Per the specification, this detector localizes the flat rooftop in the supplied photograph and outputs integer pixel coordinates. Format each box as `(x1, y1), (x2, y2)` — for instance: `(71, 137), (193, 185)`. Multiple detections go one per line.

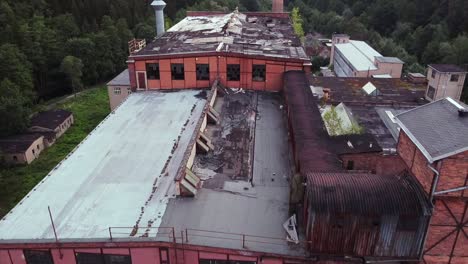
(0, 91), (207, 240)
(335, 40), (381, 72)
(132, 11), (309, 61)
(160, 92), (303, 255)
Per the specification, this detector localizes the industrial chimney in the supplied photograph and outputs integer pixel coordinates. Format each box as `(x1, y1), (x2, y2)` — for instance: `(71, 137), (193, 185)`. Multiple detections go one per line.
(151, 0), (166, 37)
(272, 0), (284, 12)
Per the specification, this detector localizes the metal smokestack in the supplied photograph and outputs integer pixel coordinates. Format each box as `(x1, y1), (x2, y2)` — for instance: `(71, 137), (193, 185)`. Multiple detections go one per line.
(272, 0), (284, 12)
(151, 0), (166, 37)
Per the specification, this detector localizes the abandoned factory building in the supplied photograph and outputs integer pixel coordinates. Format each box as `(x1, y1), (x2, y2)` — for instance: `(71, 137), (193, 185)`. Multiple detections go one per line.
(1, 1), (467, 264)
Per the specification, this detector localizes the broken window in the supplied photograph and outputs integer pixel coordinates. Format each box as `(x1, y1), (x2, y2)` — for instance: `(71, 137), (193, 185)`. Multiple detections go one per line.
(252, 64), (266, 82)
(227, 64), (240, 81)
(24, 250), (54, 264)
(431, 70), (436, 79)
(104, 255), (131, 264)
(196, 64), (210, 81)
(76, 253), (131, 264)
(450, 74), (459, 82)
(427, 85), (436, 100)
(346, 160), (354, 170)
(171, 63), (185, 80)
(146, 63), (160, 80)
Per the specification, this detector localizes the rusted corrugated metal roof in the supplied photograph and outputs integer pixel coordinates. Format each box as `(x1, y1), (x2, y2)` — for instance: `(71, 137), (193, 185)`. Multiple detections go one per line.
(284, 71), (343, 172)
(306, 172), (430, 215)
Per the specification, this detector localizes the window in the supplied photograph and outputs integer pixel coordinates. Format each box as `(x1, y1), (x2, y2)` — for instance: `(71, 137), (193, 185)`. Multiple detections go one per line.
(427, 85), (436, 100)
(171, 63), (185, 80)
(76, 253), (131, 264)
(146, 63), (160, 80)
(450, 74), (459, 82)
(196, 64), (210, 81)
(127, 87), (132, 95)
(252, 65), (266, 82)
(13, 156), (17, 161)
(24, 250), (54, 264)
(32, 149), (35, 154)
(37, 145), (40, 150)
(227, 64), (240, 81)
(346, 160), (354, 170)
(431, 69), (436, 79)
(113, 87), (121, 95)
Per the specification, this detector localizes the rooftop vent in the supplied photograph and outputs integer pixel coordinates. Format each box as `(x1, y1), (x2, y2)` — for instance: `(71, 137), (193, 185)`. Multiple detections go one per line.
(151, 0), (166, 37)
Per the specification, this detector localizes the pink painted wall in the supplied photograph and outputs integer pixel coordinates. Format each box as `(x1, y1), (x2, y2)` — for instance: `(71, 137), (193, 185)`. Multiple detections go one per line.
(0, 246), (284, 264)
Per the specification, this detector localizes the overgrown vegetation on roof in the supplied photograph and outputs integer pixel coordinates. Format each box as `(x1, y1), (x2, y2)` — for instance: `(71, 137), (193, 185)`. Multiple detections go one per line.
(0, 86), (109, 217)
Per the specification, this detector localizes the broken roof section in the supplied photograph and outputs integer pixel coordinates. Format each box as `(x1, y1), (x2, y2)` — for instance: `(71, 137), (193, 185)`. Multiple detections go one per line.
(0, 91), (207, 241)
(396, 97), (468, 163)
(132, 11), (309, 61)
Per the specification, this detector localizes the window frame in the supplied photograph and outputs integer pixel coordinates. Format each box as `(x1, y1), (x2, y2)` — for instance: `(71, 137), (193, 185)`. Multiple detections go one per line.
(227, 64), (241, 81)
(450, 74), (459, 82)
(431, 70), (436, 79)
(252, 64), (266, 82)
(75, 252), (132, 264)
(24, 250), (54, 264)
(146, 63), (160, 80)
(171, 63), (185, 80)
(127, 87), (132, 95)
(427, 85), (436, 100)
(113, 87), (121, 95)
(196, 64), (210, 81)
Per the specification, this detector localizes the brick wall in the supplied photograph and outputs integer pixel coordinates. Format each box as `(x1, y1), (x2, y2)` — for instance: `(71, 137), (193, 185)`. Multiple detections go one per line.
(340, 152), (406, 176)
(397, 130), (468, 264)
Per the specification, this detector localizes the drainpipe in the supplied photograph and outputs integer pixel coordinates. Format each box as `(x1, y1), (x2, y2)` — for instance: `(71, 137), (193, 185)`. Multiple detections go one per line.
(428, 162), (440, 203)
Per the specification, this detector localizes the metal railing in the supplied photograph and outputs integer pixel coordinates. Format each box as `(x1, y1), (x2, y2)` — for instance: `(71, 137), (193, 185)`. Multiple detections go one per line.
(108, 227), (175, 243)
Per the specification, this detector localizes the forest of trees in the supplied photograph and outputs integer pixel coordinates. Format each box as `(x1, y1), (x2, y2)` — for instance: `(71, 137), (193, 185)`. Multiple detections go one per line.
(0, 0), (467, 136)
(291, 0), (468, 75)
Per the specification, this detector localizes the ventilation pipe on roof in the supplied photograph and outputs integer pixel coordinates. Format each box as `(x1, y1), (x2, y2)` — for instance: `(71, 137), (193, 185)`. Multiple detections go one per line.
(151, 0), (166, 37)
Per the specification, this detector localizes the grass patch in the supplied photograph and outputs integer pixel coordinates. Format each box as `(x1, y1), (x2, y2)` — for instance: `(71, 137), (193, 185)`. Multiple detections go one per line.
(0, 86), (110, 217)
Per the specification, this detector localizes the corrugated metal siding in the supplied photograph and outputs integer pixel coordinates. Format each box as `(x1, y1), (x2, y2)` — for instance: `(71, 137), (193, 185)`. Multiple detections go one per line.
(305, 172), (431, 258)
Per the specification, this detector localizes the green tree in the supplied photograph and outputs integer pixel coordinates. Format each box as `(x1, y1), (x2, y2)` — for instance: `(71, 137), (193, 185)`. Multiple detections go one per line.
(291, 7), (304, 41)
(60, 55), (83, 96)
(0, 79), (33, 136)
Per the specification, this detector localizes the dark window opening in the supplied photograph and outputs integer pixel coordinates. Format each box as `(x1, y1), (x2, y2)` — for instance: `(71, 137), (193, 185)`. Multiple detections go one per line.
(196, 64), (210, 81)
(76, 253), (104, 264)
(346, 160), (354, 170)
(227, 64), (240, 81)
(427, 85), (436, 100)
(450, 74), (459, 82)
(146, 63), (160, 80)
(32, 149), (35, 154)
(431, 70), (436, 79)
(200, 260), (255, 264)
(37, 145), (40, 150)
(13, 156), (18, 161)
(24, 250), (54, 264)
(252, 65), (266, 82)
(76, 253), (131, 264)
(171, 63), (185, 80)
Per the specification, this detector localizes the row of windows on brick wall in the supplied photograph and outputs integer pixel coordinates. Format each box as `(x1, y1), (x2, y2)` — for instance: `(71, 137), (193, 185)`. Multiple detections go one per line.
(145, 63), (266, 82)
(113, 87), (132, 95)
(22, 249), (170, 264)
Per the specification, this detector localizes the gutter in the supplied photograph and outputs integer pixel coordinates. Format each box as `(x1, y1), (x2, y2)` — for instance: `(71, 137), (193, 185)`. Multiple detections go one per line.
(428, 163), (440, 203)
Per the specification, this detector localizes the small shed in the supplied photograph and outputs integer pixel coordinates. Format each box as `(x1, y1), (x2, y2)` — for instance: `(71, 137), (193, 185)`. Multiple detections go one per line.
(29, 109), (74, 142)
(0, 134), (45, 164)
(304, 172), (431, 259)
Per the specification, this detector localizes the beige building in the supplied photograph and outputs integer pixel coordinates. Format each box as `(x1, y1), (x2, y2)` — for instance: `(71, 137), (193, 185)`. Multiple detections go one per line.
(0, 134), (45, 164)
(426, 64), (467, 101)
(29, 109), (74, 146)
(107, 69), (131, 111)
(331, 34), (404, 78)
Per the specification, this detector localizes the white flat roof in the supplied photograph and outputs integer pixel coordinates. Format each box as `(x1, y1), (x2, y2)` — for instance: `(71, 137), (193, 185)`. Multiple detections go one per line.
(0, 91), (207, 240)
(335, 40), (382, 71)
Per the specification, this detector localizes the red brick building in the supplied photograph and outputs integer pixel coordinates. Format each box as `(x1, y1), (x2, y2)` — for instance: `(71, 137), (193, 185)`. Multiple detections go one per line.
(396, 97), (468, 264)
